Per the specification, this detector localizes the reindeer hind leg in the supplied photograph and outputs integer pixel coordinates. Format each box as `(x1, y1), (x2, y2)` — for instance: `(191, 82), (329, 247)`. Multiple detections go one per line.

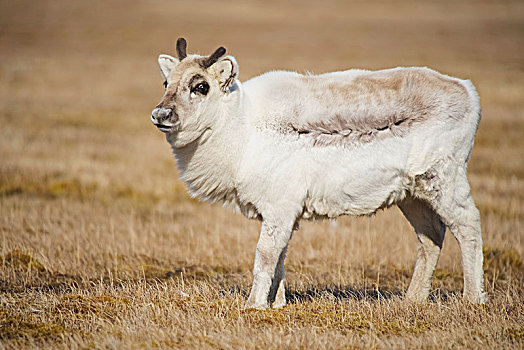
(399, 196), (446, 302)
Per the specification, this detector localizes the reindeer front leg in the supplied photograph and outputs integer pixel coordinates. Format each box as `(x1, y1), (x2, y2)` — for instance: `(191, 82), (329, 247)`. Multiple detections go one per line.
(245, 220), (293, 309)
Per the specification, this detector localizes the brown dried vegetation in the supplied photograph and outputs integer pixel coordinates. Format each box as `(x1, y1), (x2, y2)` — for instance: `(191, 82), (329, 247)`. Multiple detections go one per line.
(1, 0), (523, 348)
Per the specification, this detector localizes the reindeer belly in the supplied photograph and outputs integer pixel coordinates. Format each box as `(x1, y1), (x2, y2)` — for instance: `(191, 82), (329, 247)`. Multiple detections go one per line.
(302, 138), (412, 219)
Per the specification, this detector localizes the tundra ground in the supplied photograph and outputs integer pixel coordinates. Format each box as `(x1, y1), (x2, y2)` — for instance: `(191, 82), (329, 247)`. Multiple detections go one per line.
(1, 0), (523, 348)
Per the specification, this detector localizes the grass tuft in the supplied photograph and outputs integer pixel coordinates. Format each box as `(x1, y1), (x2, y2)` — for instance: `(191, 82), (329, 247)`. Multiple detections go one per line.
(484, 246), (523, 271)
(1, 250), (47, 273)
(0, 310), (64, 342)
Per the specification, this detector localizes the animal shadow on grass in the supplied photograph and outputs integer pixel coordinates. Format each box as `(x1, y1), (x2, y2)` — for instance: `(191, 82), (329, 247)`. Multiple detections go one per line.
(285, 286), (459, 304)
(286, 286), (403, 304)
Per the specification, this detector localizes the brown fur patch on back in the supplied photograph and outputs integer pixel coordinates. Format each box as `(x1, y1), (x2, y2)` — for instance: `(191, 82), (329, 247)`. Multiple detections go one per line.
(286, 68), (469, 147)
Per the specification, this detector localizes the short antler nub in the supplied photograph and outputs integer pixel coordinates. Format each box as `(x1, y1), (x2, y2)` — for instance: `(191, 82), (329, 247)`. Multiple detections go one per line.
(176, 38), (187, 61)
(202, 47), (227, 68)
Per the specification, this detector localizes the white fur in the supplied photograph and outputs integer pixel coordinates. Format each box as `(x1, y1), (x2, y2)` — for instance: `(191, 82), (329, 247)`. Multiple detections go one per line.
(152, 49), (485, 309)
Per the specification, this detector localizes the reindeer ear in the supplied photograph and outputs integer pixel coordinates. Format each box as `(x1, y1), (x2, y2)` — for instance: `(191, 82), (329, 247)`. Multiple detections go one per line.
(158, 54), (179, 80)
(213, 56), (239, 92)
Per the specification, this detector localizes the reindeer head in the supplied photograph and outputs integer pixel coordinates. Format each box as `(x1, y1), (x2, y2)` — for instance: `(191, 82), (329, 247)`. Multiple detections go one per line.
(151, 38), (239, 148)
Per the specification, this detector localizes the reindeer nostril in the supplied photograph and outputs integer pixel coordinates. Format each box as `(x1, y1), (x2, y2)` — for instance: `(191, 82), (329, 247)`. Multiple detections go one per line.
(152, 108), (172, 123)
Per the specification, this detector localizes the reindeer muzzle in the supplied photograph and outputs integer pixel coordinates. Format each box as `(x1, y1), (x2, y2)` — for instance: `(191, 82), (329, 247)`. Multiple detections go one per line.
(151, 107), (178, 133)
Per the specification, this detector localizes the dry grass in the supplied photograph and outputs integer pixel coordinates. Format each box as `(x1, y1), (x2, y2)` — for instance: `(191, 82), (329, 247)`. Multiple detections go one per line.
(1, 0), (523, 348)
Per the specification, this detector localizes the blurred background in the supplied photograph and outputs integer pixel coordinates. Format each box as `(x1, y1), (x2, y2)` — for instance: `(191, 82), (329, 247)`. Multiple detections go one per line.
(1, 0), (522, 114)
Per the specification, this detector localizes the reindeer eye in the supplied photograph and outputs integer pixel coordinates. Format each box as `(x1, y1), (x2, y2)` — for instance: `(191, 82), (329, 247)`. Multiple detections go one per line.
(192, 82), (209, 95)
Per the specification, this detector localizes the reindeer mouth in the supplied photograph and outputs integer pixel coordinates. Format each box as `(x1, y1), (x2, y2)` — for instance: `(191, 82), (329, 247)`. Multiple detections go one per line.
(151, 116), (180, 133)
(155, 123), (181, 134)
(154, 123), (174, 133)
